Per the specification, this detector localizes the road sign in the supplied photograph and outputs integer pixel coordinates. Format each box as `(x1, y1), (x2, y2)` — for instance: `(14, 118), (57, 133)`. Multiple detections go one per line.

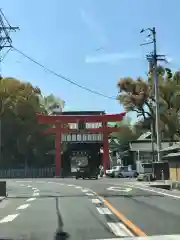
(107, 186), (132, 192)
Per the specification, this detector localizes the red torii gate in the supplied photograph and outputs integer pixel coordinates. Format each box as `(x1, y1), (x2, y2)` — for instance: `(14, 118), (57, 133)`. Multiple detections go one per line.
(36, 112), (126, 177)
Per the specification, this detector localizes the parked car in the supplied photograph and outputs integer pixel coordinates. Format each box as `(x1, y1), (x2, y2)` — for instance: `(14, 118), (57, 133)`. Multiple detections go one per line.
(117, 166), (138, 178)
(76, 166), (98, 180)
(106, 166), (121, 178)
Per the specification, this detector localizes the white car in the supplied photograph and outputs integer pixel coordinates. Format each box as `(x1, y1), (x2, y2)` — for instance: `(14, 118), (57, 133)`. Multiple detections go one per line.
(106, 166), (121, 177)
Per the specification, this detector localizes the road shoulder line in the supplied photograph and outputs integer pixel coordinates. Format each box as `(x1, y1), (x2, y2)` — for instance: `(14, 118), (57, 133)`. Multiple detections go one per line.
(125, 183), (180, 199)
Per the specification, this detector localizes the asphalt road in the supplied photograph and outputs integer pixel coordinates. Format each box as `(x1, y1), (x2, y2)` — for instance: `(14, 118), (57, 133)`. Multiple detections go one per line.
(0, 178), (180, 239)
(0, 178), (134, 240)
(70, 178), (180, 236)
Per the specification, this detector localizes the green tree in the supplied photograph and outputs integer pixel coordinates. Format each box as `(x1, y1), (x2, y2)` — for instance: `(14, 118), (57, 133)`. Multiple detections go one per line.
(110, 117), (140, 147)
(0, 77), (62, 167)
(117, 66), (180, 140)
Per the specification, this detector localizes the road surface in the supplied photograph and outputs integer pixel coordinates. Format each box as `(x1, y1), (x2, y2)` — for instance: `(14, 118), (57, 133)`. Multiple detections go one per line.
(0, 178), (180, 239)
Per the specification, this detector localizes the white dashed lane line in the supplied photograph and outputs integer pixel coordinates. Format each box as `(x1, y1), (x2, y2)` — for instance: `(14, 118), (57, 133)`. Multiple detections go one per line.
(81, 189), (89, 192)
(0, 214), (19, 223)
(86, 193), (94, 196)
(0, 183), (38, 224)
(16, 204), (30, 210)
(33, 192), (39, 196)
(96, 207), (112, 215)
(107, 222), (134, 237)
(26, 197), (36, 202)
(33, 189), (39, 193)
(91, 199), (101, 204)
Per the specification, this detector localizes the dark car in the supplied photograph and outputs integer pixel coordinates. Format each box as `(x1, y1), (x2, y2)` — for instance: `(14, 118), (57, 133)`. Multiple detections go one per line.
(76, 166), (98, 180)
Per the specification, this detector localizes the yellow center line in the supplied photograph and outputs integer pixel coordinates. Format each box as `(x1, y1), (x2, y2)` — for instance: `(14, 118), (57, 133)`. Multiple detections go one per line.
(103, 198), (147, 237)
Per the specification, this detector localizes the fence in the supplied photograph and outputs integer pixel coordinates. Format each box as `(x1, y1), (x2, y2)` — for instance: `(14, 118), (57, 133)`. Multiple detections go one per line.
(0, 167), (55, 178)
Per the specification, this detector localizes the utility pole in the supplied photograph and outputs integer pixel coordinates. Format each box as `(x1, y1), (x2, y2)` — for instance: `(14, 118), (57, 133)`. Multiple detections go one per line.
(0, 9), (19, 162)
(0, 9), (19, 75)
(140, 27), (166, 162)
(147, 57), (155, 163)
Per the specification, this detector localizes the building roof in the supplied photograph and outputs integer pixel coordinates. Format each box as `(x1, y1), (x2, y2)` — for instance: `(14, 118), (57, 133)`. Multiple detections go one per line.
(137, 131), (151, 140)
(160, 143), (180, 152)
(129, 148), (153, 152)
(163, 151), (180, 158)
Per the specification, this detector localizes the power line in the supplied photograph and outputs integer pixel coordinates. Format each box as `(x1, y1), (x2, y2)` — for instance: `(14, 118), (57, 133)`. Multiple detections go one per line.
(12, 46), (116, 100)
(0, 9), (19, 75)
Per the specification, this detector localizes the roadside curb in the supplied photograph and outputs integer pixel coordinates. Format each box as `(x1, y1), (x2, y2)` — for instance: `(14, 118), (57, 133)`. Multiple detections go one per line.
(171, 181), (180, 191)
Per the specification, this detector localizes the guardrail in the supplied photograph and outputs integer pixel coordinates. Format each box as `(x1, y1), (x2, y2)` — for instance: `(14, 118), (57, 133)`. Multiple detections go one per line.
(0, 167), (55, 178)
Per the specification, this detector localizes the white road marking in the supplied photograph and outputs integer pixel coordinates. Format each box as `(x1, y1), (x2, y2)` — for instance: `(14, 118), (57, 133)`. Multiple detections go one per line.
(0, 214), (19, 223)
(86, 193), (94, 196)
(91, 199), (101, 204)
(75, 186), (81, 189)
(33, 189), (39, 192)
(125, 184), (180, 199)
(107, 186), (132, 192)
(16, 204), (30, 210)
(33, 192), (39, 196)
(68, 184), (75, 187)
(104, 181), (180, 200)
(107, 222), (134, 237)
(36, 181), (45, 183)
(20, 184), (25, 187)
(91, 190), (98, 195)
(96, 207), (112, 215)
(26, 198), (36, 202)
(27, 185), (32, 188)
(81, 189), (89, 192)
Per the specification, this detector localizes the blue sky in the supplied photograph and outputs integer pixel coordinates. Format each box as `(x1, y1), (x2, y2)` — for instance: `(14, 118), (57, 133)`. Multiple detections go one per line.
(1, 0), (180, 119)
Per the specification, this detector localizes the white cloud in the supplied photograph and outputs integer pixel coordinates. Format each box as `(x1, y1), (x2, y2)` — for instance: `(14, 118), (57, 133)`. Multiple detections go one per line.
(85, 52), (140, 64)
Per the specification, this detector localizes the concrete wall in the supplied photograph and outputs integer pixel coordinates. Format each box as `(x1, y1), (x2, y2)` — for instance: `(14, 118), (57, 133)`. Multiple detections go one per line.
(169, 161), (180, 181)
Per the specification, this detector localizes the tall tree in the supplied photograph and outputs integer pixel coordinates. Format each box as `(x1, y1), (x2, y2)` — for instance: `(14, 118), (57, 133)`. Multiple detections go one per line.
(116, 66), (180, 140)
(0, 77), (63, 167)
(110, 117), (140, 146)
